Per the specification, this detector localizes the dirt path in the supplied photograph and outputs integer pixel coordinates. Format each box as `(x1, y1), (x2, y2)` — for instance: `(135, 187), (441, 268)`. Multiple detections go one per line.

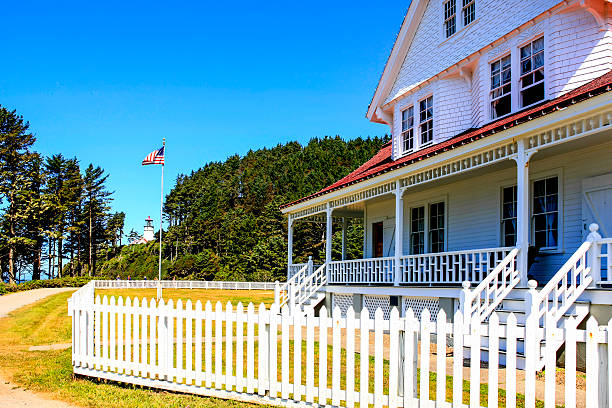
(0, 287), (81, 408)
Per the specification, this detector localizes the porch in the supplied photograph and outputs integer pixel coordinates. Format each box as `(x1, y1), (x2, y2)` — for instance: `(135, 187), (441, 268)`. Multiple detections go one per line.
(284, 121), (612, 290)
(291, 246), (514, 286)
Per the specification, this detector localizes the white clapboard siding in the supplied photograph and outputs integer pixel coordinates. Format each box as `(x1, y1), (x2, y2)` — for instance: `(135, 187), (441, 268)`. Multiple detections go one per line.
(69, 286), (612, 408)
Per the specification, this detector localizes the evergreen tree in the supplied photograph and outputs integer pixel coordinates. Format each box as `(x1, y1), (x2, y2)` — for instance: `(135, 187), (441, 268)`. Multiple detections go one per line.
(82, 164), (112, 276)
(0, 107), (38, 283)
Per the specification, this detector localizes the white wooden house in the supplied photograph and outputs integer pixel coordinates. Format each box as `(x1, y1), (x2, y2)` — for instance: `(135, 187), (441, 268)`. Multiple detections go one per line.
(279, 0), (612, 330)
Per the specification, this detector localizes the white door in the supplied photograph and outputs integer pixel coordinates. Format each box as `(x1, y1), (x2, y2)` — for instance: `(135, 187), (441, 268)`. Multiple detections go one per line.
(582, 173), (612, 238)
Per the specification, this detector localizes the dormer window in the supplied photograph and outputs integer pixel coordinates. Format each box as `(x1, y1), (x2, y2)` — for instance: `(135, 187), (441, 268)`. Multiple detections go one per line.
(419, 96), (434, 145)
(520, 36), (545, 107)
(490, 55), (511, 119)
(401, 106), (414, 152)
(443, 0), (457, 38)
(462, 0), (475, 26)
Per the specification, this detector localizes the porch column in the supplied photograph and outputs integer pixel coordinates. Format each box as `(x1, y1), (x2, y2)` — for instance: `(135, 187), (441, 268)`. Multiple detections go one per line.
(514, 139), (534, 286)
(341, 217), (348, 261)
(325, 207), (333, 265)
(394, 186), (404, 286)
(287, 217), (294, 278)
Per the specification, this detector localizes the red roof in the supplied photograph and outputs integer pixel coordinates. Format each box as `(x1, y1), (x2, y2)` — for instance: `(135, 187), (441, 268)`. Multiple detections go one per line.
(281, 70), (612, 210)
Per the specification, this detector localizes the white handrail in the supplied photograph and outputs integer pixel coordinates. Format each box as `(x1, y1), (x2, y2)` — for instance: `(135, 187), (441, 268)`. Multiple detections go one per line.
(534, 240), (593, 325)
(462, 248), (519, 323)
(292, 263), (327, 312)
(277, 263), (309, 308)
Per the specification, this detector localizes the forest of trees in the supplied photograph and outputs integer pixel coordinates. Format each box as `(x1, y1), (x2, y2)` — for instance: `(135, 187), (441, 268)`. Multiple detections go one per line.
(0, 104), (387, 284)
(159, 136), (388, 282)
(0, 106), (124, 284)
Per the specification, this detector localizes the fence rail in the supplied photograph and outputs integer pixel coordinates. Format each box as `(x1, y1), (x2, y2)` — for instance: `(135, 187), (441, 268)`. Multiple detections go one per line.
(69, 287), (612, 408)
(93, 280), (277, 291)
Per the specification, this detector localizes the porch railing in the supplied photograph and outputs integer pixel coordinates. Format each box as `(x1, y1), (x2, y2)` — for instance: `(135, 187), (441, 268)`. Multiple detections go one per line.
(288, 263), (307, 279)
(593, 237), (612, 284)
(399, 247), (514, 285)
(328, 257), (395, 284)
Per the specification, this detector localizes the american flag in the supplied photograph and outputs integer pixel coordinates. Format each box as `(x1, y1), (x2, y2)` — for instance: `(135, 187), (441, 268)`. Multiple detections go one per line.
(142, 146), (165, 165)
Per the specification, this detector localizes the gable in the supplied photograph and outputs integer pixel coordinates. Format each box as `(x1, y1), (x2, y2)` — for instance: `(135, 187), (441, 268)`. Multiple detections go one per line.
(368, 0), (565, 122)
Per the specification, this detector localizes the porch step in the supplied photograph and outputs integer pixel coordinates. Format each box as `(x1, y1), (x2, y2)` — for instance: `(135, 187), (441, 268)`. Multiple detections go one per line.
(301, 291), (325, 311)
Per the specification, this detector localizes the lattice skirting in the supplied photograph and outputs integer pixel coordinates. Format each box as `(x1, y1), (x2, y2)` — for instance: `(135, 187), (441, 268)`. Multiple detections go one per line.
(363, 295), (391, 320)
(402, 297), (440, 322)
(331, 294), (354, 318)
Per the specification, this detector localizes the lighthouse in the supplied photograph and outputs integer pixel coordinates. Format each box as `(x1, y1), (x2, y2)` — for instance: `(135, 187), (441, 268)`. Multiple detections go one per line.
(143, 216), (155, 242)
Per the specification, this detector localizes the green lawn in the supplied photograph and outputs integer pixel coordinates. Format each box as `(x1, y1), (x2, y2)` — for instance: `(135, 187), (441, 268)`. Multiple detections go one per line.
(0, 290), (550, 407)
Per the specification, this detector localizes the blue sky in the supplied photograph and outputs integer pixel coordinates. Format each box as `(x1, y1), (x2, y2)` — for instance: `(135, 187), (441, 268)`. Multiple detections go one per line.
(0, 1), (408, 236)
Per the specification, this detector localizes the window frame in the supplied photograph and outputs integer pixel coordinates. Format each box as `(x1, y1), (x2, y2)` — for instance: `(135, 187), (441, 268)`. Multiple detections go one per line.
(519, 35), (546, 109)
(500, 184), (518, 247)
(407, 195), (448, 255)
(428, 201), (446, 253)
(409, 205), (425, 255)
(490, 53), (512, 120)
(531, 173), (562, 252)
(401, 106), (415, 153)
(419, 95), (434, 146)
(462, 0), (475, 27)
(443, 0), (457, 38)
(496, 169), (563, 253)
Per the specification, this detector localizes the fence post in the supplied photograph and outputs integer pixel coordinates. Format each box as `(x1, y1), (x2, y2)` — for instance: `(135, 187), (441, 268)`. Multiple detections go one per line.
(308, 256), (313, 275)
(460, 281), (471, 329)
(524, 280), (539, 408)
(274, 281), (280, 305)
(288, 284), (295, 315)
(587, 223), (602, 287)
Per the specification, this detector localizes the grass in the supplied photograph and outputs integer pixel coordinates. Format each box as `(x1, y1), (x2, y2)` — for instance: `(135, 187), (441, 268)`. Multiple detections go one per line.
(0, 290), (551, 408)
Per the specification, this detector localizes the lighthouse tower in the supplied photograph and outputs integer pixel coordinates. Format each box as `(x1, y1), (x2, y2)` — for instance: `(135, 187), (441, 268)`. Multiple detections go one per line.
(143, 216), (155, 242)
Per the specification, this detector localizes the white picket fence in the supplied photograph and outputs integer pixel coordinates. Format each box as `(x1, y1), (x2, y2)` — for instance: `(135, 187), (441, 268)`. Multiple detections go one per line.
(93, 279), (276, 291)
(69, 288), (612, 408)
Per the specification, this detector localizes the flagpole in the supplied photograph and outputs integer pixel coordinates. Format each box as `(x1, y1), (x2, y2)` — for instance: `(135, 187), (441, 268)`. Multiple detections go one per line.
(157, 138), (165, 301)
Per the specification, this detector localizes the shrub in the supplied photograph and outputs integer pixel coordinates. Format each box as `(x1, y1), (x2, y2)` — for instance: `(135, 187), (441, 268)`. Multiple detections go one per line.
(0, 276), (95, 295)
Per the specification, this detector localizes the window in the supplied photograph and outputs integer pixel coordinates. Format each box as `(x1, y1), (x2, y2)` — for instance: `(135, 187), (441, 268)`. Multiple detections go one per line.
(490, 55), (512, 119)
(419, 96), (434, 145)
(520, 37), (545, 107)
(501, 186), (517, 247)
(444, 0), (457, 38)
(462, 0), (475, 26)
(410, 206), (425, 255)
(429, 202), (445, 252)
(533, 176), (558, 249)
(401, 107), (414, 152)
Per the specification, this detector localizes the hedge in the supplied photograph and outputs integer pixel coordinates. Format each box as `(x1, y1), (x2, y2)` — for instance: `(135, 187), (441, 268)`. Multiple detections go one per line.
(0, 276), (97, 296)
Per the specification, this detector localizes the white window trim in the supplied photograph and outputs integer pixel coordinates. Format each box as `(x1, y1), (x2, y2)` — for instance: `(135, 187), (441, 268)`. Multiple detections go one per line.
(406, 195), (448, 254)
(515, 33), (549, 110)
(418, 95), (434, 147)
(395, 92), (435, 158)
(401, 106), (415, 154)
(495, 168), (563, 253)
(498, 182), (518, 247)
(443, 0), (457, 39)
(489, 52), (512, 121)
(461, 0), (476, 27)
(440, 0), (477, 42)
(530, 168), (564, 254)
